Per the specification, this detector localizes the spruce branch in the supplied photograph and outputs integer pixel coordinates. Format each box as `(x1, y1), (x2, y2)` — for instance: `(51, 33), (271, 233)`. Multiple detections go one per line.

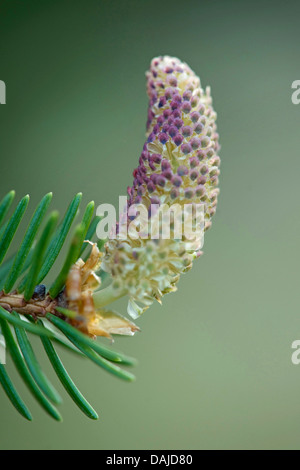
(0, 191), (138, 421)
(0, 55), (220, 422)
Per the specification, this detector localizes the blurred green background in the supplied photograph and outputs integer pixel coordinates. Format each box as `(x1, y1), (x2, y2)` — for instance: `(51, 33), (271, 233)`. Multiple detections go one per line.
(0, 0), (300, 450)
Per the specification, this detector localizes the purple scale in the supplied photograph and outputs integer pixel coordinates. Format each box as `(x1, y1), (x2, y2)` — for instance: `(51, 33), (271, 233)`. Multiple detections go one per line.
(158, 96), (166, 108)
(197, 175), (207, 185)
(209, 167), (218, 177)
(195, 185), (205, 197)
(182, 126), (192, 138)
(147, 132), (154, 143)
(189, 156), (199, 168)
(171, 100), (180, 110)
(190, 111), (200, 123)
(147, 182), (155, 193)
(173, 134), (183, 146)
(194, 123), (203, 134)
(150, 196), (160, 205)
(151, 153), (162, 164)
(163, 169), (173, 180)
(181, 143), (192, 155)
(190, 137), (201, 150)
(157, 115), (165, 126)
(148, 109), (155, 121)
(137, 186), (145, 196)
(211, 156), (220, 166)
(150, 174), (158, 184)
(211, 176), (219, 186)
(163, 109), (172, 119)
(184, 188), (194, 199)
(153, 124), (160, 134)
(199, 164), (209, 175)
(177, 165), (189, 176)
(170, 188), (179, 199)
(168, 126), (177, 137)
(172, 175), (182, 187)
(201, 137), (210, 148)
(196, 150), (205, 161)
(165, 66), (174, 74)
(168, 76), (177, 87)
(150, 95), (157, 107)
(161, 159), (171, 171)
(174, 118), (183, 129)
(182, 102), (192, 114)
(159, 133), (168, 145)
(173, 94), (182, 103)
(165, 88), (174, 100)
(172, 109), (181, 118)
(198, 104), (205, 115)
(183, 90), (192, 101)
(190, 170), (198, 181)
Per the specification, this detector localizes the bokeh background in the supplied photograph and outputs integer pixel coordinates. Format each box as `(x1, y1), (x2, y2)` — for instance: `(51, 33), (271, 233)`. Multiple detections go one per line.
(0, 0), (300, 450)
